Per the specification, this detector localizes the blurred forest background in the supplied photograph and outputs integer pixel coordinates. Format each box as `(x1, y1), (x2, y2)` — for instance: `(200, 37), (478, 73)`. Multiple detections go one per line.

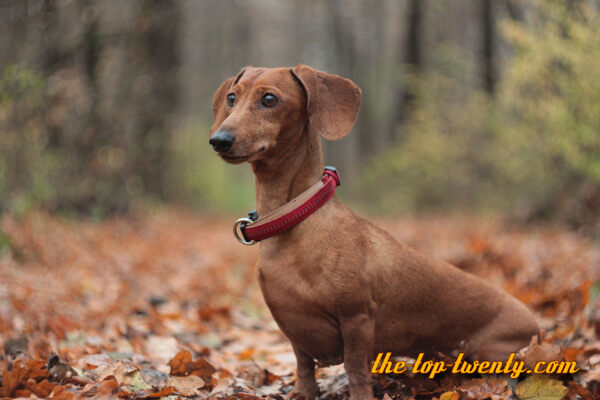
(1, 2), (600, 398)
(1, 0), (599, 234)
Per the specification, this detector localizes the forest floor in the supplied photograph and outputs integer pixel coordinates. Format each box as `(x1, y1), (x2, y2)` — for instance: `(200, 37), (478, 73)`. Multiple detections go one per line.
(0, 209), (599, 399)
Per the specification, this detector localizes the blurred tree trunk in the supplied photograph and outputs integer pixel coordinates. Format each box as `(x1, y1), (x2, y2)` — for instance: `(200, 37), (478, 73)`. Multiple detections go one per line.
(355, 1), (386, 164)
(133, 0), (180, 201)
(505, 0), (523, 21)
(392, 0), (424, 141)
(482, 0), (496, 94)
(404, 0), (423, 74)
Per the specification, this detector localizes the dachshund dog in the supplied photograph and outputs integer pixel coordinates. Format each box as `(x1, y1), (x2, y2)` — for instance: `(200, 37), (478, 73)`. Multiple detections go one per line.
(209, 65), (539, 400)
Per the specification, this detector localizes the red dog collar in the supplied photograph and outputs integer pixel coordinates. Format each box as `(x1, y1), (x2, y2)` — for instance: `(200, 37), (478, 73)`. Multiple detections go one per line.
(233, 167), (340, 244)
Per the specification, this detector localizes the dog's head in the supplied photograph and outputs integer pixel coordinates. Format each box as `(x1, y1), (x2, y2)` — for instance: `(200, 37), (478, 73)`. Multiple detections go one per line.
(209, 65), (361, 164)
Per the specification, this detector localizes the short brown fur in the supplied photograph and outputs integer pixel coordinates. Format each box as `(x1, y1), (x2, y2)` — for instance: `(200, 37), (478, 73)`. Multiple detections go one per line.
(210, 65), (539, 400)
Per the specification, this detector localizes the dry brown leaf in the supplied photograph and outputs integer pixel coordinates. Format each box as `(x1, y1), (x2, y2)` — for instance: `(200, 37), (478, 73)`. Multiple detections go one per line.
(209, 372), (236, 397)
(583, 342), (600, 356)
(519, 336), (563, 370)
(80, 353), (113, 369)
(51, 385), (78, 400)
(139, 368), (169, 389)
(80, 382), (97, 395)
(458, 377), (511, 400)
(198, 305), (231, 322)
(169, 349), (216, 381)
(0, 359), (28, 397)
(13, 389), (32, 397)
(146, 386), (175, 398)
(579, 369), (600, 393)
(144, 336), (178, 361)
(0, 370), (19, 397)
(46, 315), (78, 341)
(169, 349), (193, 375)
(25, 377), (56, 398)
(235, 393), (264, 400)
(167, 375), (205, 396)
(236, 361), (269, 387)
(561, 347), (583, 362)
(565, 381), (594, 400)
(235, 360), (282, 389)
(97, 376), (120, 397)
(95, 360), (138, 384)
(26, 359), (49, 381)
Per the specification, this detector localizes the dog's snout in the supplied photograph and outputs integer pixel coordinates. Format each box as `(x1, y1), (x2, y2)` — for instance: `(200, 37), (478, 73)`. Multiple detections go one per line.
(209, 130), (235, 153)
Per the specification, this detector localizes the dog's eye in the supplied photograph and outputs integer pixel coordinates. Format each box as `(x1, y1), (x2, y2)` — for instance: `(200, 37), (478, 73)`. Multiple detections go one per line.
(226, 94), (236, 108)
(262, 93), (278, 107)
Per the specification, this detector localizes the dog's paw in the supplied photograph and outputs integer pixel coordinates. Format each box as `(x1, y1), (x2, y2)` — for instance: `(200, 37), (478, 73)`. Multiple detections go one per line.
(286, 383), (318, 400)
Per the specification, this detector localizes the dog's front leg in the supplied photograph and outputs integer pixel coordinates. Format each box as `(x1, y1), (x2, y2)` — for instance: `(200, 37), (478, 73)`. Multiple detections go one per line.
(341, 313), (375, 400)
(287, 344), (318, 400)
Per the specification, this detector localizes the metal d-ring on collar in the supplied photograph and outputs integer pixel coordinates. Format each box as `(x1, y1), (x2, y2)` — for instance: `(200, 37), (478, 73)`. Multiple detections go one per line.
(233, 210), (259, 245)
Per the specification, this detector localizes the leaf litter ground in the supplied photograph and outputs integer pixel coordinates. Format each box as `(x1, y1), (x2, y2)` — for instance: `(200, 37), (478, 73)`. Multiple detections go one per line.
(0, 210), (599, 399)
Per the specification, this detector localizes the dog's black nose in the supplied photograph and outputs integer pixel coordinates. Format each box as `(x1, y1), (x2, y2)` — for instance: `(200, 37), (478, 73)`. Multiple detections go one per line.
(209, 130), (235, 153)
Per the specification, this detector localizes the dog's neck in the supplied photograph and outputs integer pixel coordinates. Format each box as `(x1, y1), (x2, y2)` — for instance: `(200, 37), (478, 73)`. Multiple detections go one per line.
(251, 125), (324, 217)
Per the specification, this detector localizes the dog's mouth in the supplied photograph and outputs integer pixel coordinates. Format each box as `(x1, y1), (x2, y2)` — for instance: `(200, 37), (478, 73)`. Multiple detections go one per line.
(221, 147), (266, 162)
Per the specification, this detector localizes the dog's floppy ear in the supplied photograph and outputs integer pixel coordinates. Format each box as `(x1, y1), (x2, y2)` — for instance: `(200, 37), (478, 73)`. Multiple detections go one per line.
(290, 64), (361, 140)
(210, 67), (250, 134)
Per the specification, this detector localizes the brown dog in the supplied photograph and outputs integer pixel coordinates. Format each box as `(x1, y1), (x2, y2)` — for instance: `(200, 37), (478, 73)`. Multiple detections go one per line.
(209, 65), (539, 400)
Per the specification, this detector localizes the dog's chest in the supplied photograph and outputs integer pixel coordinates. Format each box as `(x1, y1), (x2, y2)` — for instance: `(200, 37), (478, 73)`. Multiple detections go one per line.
(257, 262), (343, 363)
